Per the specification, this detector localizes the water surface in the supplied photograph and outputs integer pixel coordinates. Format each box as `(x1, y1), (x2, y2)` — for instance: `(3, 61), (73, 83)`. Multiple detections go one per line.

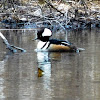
(0, 29), (100, 100)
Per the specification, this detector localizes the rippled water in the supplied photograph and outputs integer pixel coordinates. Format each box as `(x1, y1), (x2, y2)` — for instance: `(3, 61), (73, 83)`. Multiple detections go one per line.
(0, 28), (100, 100)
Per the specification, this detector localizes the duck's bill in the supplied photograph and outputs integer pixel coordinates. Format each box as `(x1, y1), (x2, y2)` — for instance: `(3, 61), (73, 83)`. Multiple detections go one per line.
(32, 38), (38, 41)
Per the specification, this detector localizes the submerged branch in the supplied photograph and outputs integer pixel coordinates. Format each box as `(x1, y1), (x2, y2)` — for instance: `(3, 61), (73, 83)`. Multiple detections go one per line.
(0, 32), (26, 53)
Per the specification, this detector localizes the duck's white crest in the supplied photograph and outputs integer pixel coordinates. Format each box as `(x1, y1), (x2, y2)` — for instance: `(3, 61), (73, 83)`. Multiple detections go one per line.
(42, 28), (52, 37)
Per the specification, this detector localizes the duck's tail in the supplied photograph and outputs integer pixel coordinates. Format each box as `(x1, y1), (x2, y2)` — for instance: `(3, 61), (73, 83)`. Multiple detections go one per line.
(77, 48), (85, 53)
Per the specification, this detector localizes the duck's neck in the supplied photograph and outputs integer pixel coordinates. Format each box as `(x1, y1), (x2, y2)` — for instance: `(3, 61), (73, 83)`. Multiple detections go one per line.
(37, 41), (50, 50)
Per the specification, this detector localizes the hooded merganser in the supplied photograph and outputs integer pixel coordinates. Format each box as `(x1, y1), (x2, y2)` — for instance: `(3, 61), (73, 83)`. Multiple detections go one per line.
(33, 28), (84, 52)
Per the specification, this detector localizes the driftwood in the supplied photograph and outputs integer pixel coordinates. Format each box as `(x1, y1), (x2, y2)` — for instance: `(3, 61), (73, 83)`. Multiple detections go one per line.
(0, 32), (26, 53)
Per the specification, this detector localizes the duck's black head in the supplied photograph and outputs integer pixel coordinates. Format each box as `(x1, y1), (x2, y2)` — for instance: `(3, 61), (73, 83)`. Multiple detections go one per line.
(36, 28), (52, 42)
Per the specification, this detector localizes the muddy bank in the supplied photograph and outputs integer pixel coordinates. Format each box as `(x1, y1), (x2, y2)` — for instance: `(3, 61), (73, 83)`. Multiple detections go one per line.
(0, 0), (100, 29)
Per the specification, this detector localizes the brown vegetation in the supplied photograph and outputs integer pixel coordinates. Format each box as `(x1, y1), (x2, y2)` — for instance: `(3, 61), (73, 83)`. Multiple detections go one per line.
(0, 0), (100, 29)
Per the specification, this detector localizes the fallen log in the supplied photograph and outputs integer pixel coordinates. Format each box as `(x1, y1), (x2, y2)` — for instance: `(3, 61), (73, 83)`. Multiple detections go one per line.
(0, 32), (26, 53)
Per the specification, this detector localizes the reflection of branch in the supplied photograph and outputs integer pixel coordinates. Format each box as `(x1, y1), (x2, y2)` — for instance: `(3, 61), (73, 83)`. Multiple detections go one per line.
(0, 32), (26, 53)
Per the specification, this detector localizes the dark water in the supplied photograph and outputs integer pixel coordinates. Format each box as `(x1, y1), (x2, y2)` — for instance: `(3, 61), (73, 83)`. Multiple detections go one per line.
(0, 29), (100, 100)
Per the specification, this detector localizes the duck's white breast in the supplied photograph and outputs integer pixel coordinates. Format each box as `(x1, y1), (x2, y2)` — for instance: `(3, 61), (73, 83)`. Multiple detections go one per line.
(37, 41), (50, 50)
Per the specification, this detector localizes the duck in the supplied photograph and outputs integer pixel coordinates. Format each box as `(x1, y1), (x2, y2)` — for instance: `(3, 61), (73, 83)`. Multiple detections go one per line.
(33, 27), (84, 52)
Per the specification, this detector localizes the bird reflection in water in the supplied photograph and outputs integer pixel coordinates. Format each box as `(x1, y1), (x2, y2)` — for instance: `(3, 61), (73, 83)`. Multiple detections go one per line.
(37, 51), (51, 77)
(36, 51), (61, 77)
